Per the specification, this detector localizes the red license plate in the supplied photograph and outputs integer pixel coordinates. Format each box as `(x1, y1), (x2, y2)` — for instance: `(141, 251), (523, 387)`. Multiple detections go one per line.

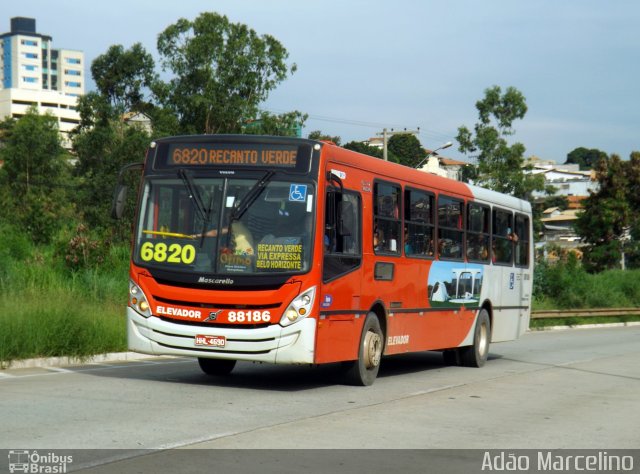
(195, 335), (226, 347)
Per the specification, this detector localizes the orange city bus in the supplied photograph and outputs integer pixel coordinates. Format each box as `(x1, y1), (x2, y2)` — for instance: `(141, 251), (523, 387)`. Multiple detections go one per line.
(113, 134), (533, 385)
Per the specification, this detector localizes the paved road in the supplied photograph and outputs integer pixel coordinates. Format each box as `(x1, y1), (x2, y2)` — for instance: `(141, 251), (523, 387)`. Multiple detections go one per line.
(1, 326), (638, 467)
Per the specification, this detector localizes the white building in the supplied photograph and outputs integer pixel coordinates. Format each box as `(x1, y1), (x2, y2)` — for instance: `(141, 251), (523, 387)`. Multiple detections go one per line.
(122, 111), (153, 135)
(527, 163), (597, 199)
(540, 207), (582, 244)
(418, 153), (467, 181)
(0, 17), (84, 148)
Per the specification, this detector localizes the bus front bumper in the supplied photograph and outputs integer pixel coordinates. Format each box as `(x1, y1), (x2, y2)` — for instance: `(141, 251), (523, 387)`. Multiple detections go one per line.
(127, 307), (316, 364)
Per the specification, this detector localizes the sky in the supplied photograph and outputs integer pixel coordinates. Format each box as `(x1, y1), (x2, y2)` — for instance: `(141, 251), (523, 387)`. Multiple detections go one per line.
(4, 0), (639, 163)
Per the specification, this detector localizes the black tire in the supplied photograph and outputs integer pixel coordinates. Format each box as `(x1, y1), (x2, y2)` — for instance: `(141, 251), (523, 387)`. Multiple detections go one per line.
(198, 357), (236, 376)
(344, 313), (384, 386)
(460, 309), (491, 368)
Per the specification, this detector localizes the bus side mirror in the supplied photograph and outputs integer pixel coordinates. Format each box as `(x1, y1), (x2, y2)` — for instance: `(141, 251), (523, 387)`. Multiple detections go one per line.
(111, 184), (128, 220)
(111, 161), (144, 220)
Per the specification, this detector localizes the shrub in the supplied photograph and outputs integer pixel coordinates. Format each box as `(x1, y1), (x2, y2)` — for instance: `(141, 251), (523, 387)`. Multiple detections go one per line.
(55, 223), (111, 272)
(533, 256), (640, 309)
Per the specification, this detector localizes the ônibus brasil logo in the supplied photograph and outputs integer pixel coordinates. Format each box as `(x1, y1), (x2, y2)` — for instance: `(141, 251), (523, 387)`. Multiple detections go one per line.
(8, 450), (73, 473)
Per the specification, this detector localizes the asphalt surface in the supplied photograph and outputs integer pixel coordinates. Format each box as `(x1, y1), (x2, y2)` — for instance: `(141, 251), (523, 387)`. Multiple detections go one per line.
(0, 325), (638, 472)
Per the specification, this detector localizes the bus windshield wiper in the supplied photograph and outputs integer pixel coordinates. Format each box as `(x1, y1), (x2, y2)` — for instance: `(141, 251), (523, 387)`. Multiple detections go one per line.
(198, 192), (216, 248)
(178, 169), (220, 248)
(230, 171), (275, 223)
(178, 169), (207, 223)
(224, 171), (275, 246)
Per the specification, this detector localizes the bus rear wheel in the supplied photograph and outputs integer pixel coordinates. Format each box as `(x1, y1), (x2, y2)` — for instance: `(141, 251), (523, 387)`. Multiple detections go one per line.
(198, 357), (236, 376)
(344, 313), (384, 386)
(461, 309), (491, 368)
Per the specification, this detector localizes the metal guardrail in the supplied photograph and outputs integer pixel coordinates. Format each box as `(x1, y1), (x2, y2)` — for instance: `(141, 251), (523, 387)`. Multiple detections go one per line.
(531, 308), (640, 319)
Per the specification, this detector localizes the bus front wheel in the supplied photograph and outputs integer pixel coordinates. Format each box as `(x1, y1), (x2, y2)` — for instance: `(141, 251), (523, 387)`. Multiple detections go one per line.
(344, 313), (384, 386)
(461, 309), (491, 368)
(198, 357), (236, 376)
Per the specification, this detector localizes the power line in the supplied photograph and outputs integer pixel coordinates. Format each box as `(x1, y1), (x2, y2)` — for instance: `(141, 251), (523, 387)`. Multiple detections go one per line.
(264, 107), (458, 144)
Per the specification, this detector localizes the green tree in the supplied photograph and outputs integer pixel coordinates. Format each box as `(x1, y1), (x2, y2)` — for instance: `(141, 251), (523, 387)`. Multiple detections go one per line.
(456, 85), (544, 199)
(87, 44), (180, 138)
(91, 43), (156, 113)
(388, 133), (426, 168)
(564, 147), (607, 171)
(0, 108), (73, 243)
(343, 141), (399, 161)
(242, 110), (308, 137)
(460, 163), (478, 184)
(623, 151), (640, 268)
(575, 154), (629, 272)
(155, 12), (296, 134)
(73, 115), (149, 239)
(307, 130), (342, 146)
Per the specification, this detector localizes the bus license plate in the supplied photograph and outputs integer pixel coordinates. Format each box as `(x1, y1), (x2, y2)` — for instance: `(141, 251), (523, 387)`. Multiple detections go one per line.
(195, 335), (226, 347)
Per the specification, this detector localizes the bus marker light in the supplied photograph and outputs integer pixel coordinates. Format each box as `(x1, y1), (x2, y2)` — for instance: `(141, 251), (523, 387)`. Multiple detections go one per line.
(281, 286), (316, 327)
(129, 280), (151, 318)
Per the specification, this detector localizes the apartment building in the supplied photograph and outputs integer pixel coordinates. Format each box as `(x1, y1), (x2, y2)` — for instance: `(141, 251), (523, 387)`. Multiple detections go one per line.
(0, 17), (84, 147)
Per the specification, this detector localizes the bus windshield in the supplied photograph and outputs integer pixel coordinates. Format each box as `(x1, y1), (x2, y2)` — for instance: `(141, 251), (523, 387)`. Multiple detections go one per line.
(134, 174), (315, 275)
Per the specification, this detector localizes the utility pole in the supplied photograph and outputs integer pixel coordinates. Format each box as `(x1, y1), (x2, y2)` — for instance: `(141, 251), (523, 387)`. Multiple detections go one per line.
(377, 128), (420, 161)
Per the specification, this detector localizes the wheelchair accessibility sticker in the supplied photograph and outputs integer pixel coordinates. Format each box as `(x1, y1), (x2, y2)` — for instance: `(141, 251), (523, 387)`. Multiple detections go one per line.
(289, 184), (307, 202)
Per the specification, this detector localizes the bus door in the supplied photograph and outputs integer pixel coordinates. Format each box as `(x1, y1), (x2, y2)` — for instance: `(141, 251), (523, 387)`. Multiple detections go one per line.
(514, 213), (532, 334)
(491, 208), (525, 341)
(315, 183), (363, 364)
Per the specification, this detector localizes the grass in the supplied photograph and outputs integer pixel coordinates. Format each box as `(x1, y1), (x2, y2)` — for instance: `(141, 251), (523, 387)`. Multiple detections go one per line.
(533, 260), (640, 309)
(0, 240), (129, 365)
(0, 289), (126, 363)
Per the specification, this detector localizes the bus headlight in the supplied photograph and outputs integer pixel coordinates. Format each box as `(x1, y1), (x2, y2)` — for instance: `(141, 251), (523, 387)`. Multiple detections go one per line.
(129, 280), (151, 318)
(280, 286), (316, 327)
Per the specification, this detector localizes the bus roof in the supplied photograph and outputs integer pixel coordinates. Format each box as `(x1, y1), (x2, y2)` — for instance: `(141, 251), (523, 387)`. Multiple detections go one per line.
(321, 141), (531, 214)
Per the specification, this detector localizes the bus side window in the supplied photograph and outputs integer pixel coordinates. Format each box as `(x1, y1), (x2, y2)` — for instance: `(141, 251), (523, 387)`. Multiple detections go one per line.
(437, 195), (464, 260)
(373, 181), (401, 255)
(323, 189), (362, 282)
(404, 188), (435, 257)
(492, 208), (513, 265)
(467, 202), (490, 262)
(514, 214), (530, 267)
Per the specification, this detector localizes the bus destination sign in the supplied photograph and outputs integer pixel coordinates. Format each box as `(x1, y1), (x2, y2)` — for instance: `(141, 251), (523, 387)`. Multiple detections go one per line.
(164, 143), (300, 169)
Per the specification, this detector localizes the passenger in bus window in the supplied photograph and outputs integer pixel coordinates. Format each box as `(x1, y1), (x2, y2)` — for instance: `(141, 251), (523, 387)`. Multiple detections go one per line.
(467, 235), (489, 261)
(439, 239), (448, 258)
(467, 235), (478, 260)
(324, 229), (332, 251)
(373, 227), (384, 252)
(426, 238), (435, 257)
(479, 242), (489, 260)
(404, 226), (413, 255)
(379, 195), (399, 218)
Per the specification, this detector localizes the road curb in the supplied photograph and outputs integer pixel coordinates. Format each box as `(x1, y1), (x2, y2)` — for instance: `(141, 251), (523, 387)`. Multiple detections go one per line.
(1, 352), (168, 370)
(528, 321), (640, 332)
